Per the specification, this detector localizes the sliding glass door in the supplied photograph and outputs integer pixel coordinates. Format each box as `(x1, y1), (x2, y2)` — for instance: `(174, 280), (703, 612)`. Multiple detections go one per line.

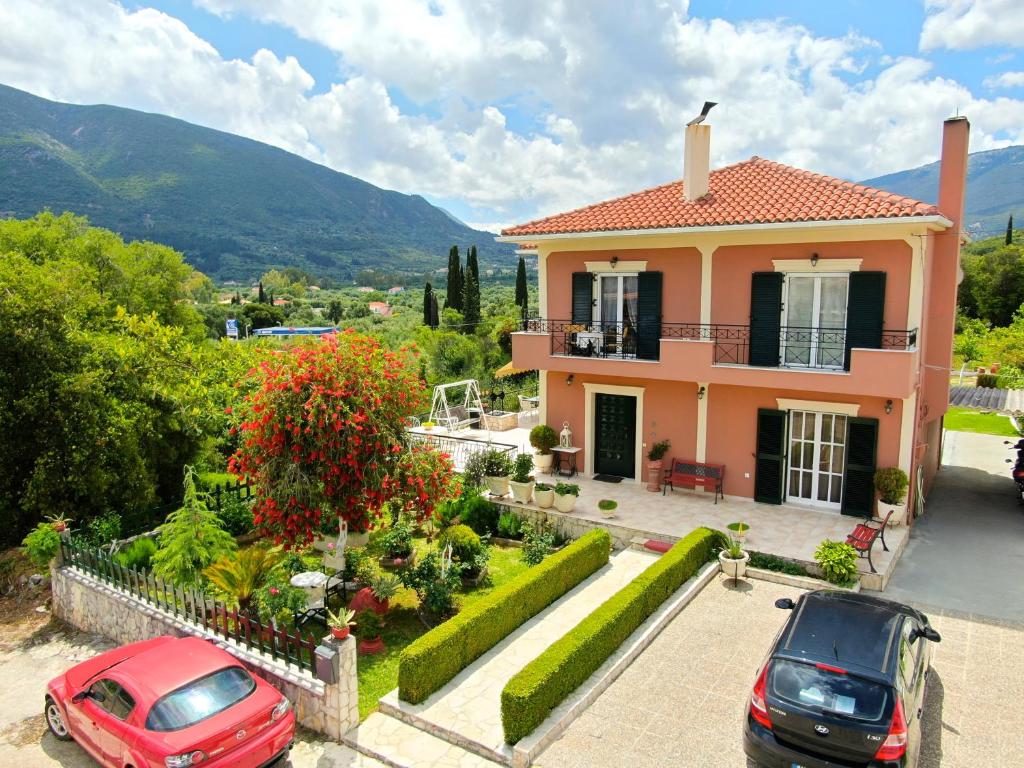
(782, 274), (848, 368)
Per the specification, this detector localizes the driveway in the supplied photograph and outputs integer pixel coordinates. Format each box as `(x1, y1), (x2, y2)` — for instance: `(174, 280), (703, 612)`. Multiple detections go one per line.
(534, 575), (1024, 768)
(884, 430), (1024, 623)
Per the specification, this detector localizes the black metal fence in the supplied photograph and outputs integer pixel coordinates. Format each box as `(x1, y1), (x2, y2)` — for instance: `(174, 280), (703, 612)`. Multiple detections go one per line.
(58, 538), (319, 675)
(118, 480), (253, 540)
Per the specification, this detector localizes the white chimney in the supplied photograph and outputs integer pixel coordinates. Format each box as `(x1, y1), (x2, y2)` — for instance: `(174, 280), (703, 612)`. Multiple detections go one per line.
(683, 123), (711, 201)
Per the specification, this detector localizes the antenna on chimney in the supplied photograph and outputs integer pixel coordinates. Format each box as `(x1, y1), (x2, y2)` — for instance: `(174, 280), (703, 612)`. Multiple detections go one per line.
(687, 101), (717, 126)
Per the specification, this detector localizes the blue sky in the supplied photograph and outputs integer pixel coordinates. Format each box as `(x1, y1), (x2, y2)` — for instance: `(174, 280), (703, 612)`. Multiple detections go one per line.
(2, 0), (1023, 230)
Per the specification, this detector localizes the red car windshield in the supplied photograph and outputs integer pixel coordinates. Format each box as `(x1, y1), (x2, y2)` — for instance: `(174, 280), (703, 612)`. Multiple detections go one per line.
(145, 667), (256, 732)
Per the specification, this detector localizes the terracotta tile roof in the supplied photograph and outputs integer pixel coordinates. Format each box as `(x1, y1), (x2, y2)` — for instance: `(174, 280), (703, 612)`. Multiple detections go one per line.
(501, 157), (942, 238)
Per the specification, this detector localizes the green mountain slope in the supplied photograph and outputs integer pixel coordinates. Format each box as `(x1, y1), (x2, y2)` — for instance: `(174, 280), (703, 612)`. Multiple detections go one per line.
(861, 145), (1024, 239)
(0, 84), (513, 280)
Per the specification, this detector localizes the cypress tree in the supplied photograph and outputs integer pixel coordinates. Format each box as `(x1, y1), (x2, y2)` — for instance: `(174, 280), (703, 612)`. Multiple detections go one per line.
(462, 270), (481, 331)
(430, 292), (440, 328)
(515, 256), (528, 307)
(467, 245), (480, 284)
(1007, 215), (1015, 245)
(446, 245), (463, 311)
(423, 282), (433, 326)
(258, 281), (266, 304)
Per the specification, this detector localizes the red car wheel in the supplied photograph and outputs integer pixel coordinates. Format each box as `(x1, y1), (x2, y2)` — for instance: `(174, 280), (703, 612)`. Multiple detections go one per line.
(44, 696), (72, 741)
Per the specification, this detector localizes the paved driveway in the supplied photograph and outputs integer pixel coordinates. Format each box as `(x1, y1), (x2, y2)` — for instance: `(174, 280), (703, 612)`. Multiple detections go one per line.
(884, 430), (1024, 623)
(535, 575), (1024, 768)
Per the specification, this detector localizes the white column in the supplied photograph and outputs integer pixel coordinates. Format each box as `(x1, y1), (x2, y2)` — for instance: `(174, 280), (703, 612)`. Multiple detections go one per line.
(539, 370), (548, 426)
(904, 236), (924, 333)
(696, 382), (709, 463)
(699, 246), (714, 326)
(898, 391), (917, 476)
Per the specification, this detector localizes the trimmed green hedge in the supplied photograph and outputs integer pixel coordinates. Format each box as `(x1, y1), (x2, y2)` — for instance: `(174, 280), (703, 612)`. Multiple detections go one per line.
(398, 528), (611, 704)
(500, 527), (718, 744)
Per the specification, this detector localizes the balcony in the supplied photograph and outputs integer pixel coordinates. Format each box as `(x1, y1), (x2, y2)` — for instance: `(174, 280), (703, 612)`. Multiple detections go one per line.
(512, 319), (920, 398)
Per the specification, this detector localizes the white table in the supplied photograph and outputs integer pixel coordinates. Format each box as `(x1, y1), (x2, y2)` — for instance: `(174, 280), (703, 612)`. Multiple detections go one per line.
(291, 571), (329, 626)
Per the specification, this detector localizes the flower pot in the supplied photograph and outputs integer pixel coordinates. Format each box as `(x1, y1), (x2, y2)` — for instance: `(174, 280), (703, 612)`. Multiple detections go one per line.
(349, 587), (389, 615)
(510, 479), (535, 504)
(535, 488), (555, 508)
(379, 549), (416, 571)
(347, 530), (369, 549)
(331, 626), (350, 640)
(533, 453), (553, 472)
(726, 524), (749, 543)
(358, 635), (385, 655)
(554, 492), (577, 513)
(718, 550), (750, 581)
(876, 501), (907, 526)
(646, 459), (664, 492)
(991, 364), (1001, 374)
(484, 475), (511, 498)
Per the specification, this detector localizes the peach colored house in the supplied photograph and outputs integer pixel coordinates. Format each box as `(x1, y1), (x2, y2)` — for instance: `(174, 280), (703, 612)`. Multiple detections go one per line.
(498, 117), (969, 519)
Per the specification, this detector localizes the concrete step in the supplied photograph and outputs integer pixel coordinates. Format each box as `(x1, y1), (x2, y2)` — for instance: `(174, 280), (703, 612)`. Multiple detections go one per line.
(344, 713), (504, 768)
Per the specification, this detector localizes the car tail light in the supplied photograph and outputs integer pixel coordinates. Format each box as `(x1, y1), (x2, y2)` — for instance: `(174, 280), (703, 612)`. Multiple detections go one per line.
(874, 698), (908, 761)
(750, 663), (772, 730)
(165, 751), (206, 768)
(271, 696), (291, 722)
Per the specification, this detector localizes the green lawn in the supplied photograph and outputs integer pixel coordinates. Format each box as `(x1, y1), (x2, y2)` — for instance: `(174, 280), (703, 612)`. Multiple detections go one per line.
(944, 406), (1020, 437)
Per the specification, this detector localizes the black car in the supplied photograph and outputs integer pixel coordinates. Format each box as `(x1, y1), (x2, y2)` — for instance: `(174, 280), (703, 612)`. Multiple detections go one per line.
(743, 590), (940, 768)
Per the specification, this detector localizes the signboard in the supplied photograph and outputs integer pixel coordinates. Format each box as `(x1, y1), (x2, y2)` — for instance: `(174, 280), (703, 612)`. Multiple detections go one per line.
(226, 318), (239, 338)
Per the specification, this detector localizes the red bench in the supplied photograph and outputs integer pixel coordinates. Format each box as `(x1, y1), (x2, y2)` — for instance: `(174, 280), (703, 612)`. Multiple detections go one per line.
(845, 509), (893, 574)
(662, 458), (725, 503)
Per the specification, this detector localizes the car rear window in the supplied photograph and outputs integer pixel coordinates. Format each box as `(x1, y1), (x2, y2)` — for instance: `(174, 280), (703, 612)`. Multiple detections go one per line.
(145, 667), (256, 732)
(770, 660), (889, 722)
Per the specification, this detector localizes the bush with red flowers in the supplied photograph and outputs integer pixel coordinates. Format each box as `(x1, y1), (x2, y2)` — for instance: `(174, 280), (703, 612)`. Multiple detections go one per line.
(230, 331), (454, 546)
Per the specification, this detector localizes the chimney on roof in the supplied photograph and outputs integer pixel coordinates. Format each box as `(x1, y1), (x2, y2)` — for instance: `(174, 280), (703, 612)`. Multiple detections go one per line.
(683, 102), (715, 201)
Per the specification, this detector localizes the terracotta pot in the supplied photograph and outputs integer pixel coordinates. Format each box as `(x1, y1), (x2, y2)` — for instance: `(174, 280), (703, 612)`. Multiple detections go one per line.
(349, 587), (389, 615)
(991, 364), (1001, 374)
(646, 459), (664, 492)
(52, 522), (67, 532)
(358, 635), (385, 655)
(331, 626), (350, 640)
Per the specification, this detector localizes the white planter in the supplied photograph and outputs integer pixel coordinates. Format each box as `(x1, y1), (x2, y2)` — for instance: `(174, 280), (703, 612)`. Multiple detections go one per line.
(726, 526), (749, 543)
(876, 501), (906, 526)
(509, 480), (535, 504)
(347, 531), (369, 549)
(554, 492), (578, 513)
(535, 488), (555, 508)
(484, 475), (511, 498)
(718, 550), (750, 581)
(533, 453), (554, 472)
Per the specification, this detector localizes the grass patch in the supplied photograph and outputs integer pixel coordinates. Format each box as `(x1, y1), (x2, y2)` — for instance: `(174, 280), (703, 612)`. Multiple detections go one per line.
(944, 406), (1019, 437)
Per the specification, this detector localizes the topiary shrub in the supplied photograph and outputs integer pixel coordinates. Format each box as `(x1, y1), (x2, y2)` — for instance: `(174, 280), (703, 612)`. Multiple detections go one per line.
(814, 540), (859, 586)
(873, 467), (909, 505)
(529, 425), (558, 455)
(439, 524), (483, 564)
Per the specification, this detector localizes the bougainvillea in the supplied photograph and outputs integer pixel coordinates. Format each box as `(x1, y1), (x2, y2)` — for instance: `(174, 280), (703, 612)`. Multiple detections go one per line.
(229, 331), (454, 546)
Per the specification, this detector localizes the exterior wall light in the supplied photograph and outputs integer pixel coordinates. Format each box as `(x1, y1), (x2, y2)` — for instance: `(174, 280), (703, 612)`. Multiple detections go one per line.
(566, 374), (574, 386)
(885, 399), (893, 414)
(697, 385), (706, 400)
(810, 253), (819, 267)
(610, 255), (619, 268)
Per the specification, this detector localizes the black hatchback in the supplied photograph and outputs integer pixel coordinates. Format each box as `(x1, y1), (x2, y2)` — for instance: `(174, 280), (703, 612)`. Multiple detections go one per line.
(743, 590), (940, 768)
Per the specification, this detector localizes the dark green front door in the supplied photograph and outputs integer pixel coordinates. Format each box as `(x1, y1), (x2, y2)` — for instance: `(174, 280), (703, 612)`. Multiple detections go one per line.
(594, 394), (636, 478)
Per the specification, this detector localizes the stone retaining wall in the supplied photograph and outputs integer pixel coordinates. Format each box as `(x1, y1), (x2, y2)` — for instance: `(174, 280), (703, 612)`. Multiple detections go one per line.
(51, 563), (359, 740)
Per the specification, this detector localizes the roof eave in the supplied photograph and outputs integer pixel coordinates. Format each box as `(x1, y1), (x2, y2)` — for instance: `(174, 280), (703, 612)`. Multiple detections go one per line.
(496, 215), (953, 243)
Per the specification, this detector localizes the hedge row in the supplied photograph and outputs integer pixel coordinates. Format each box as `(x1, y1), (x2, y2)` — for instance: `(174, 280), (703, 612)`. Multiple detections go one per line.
(398, 528), (611, 704)
(500, 527), (719, 744)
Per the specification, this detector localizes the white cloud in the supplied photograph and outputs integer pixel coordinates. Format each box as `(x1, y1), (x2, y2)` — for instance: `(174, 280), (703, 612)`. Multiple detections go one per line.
(920, 0), (1024, 51)
(0, 0), (1022, 231)
(985, 71), (1024, 88)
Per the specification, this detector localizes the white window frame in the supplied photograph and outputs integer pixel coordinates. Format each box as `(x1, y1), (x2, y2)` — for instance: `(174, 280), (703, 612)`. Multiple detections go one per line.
(780, 272), (849, 369)
(787, 409), (847, 511)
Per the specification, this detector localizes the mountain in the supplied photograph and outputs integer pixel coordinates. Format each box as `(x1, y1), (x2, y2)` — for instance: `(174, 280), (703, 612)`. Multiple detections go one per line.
(861, 145), (1024, 239)
(0, 84), (512, 280)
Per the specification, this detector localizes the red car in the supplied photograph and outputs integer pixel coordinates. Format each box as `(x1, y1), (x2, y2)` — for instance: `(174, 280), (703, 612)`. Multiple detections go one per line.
(44, 635), (295, 768)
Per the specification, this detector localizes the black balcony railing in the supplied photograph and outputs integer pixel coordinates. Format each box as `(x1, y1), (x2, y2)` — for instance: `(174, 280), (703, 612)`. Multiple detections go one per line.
(521, 318), (917, 370)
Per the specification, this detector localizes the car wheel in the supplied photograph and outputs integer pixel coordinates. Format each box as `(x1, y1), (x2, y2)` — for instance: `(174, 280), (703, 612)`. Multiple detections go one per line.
(45, 697), (72, 741)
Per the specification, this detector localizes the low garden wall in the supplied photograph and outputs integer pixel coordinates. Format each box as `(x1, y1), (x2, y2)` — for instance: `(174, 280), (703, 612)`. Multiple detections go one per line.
(398, 528), (611, 704)
(499, 503), (653, 551)
(501, 527), (719, 744)
(50, 562), (359, 740)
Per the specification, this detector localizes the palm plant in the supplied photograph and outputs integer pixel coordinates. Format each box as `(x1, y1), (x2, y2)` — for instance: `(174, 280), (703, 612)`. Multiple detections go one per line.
(204, 546), (284, 616)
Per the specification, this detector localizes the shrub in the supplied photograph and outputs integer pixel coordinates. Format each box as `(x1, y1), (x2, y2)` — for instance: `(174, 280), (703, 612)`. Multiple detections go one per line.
(378, 516), (414, 558)
(398, 529), (611, 704)
(511, 454), (534, 483)
(343, 547), (369, 582)
(255, 572), (307, 624)
(218, 498), (255, 537)
(521, 521), (556, 565)
(497, 512), (524, 540)
(977, 373), (998, 388)
(479, 448), (514, 478)
(647, 439), (671, 461)
(458, 494), (501, 536)
(357, 608), (385, 638)
(748, 551), (808, 577)
(529, 425), (558, 455)
(462, 453), (488, 486)
(874, 468), (909, 505)
(439, 524), (483, 563)
(114, 538), (158, 571)
(501, 527), (718, 744)
(400, 550), (463, 621)
(22, 523), (61, 568)
(84, 511), (122, 547)
(814, 540), (859, 586)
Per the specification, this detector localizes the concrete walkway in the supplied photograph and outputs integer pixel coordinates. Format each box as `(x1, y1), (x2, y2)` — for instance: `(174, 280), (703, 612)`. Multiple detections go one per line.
(883, 430), (1024, 623)
(373, 549), (658, 764)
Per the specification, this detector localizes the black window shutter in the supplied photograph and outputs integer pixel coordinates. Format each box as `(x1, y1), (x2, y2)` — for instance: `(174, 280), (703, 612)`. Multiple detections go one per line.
(754, 408), (788, 504)
(636, 271), (663, 360)
(571, 272), (593, 325)
(842, 417), (879, 517)
(749, 272), (783, 366)
(844, 272), (886, 370)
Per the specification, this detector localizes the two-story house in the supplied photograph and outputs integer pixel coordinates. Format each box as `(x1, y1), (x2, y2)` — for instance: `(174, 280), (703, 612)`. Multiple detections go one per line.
(499, 116), (968, 519)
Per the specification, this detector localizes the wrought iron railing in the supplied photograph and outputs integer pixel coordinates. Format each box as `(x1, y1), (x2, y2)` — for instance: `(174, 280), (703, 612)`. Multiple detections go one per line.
(58, 538), (321, 675)
(406, 432), (517, 472)
(521, 318), (918, 370)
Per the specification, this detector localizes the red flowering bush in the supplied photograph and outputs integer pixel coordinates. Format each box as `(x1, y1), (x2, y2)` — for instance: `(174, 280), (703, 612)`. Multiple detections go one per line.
(230, 331), (453, 546)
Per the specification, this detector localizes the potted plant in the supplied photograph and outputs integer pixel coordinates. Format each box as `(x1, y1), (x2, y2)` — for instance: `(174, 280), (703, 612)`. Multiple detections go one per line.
(481, 448), (514, 497)
(44, 512), (72, 533)
(718, 530), (749, 582)
(326, 608), (356, 640)
(874, 467), (909, 525)
(598, 499), (617, 519)
(356, 609), (385, 655)
(726, 522), (749, 543)
(377, 516), (416, 568)
(553, 482), (580, 513)
(439, 524), (490, 586)
(509, 453), (536, 504)
(646, 440), (671, 492)
(529, 424), (559, 472)
(422, 421), (436, 432)
(534, 482), (555, 509)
